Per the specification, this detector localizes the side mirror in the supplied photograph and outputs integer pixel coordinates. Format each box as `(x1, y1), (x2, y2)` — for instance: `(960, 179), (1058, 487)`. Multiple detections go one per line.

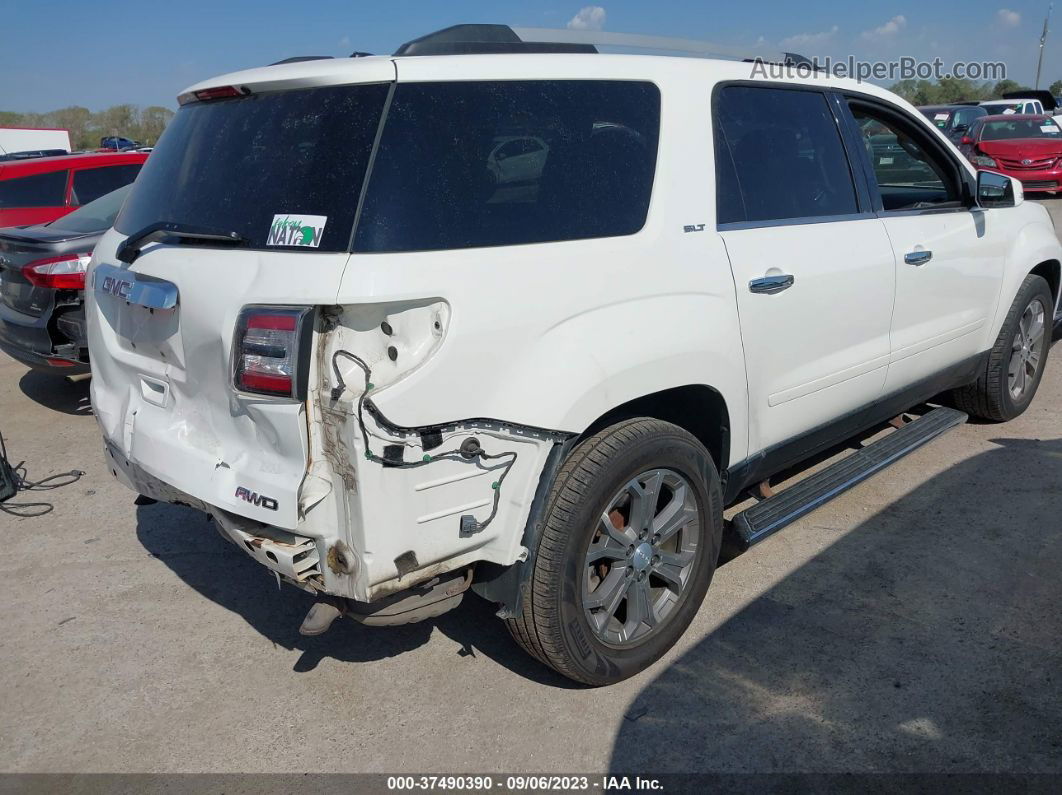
(977, 170), (1023, 209)
(960, 136), (974, 146)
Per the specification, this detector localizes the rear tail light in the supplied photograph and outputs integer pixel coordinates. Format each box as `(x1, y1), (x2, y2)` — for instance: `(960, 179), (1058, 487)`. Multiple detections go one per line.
(233, 306), (313, 399)
(22, 253), (92, 289)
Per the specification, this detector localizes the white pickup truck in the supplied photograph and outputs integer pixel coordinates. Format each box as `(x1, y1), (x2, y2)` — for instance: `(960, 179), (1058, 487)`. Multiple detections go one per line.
(86, 26), (1060, 685)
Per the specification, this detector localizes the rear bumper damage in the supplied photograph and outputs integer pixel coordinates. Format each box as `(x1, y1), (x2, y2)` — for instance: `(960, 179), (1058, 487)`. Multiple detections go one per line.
(93, 291), (570, 625)
(103, 406), (564, 621)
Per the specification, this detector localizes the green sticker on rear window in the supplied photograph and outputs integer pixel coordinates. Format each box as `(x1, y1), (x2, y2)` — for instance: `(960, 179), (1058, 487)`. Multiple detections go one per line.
(268, 214), (327, 248)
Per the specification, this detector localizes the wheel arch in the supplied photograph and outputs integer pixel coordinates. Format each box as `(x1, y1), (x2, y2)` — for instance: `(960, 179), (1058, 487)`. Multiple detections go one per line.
(578, 384), (732, 473)
(471, 383), (733, 617)
(1030, 258), (1061, 312)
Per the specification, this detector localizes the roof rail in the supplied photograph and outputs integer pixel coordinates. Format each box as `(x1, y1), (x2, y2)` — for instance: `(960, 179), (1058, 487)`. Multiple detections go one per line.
(512, 27), (810, 65)
(394, 24), (808, 65)
(395, 24), (595, 56)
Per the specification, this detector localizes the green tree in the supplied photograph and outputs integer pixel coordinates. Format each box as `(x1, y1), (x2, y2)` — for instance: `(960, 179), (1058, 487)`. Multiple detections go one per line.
(50, 106), (93, 150)
(1049, 80), (1062, 96)
(137, 106), (174, 145)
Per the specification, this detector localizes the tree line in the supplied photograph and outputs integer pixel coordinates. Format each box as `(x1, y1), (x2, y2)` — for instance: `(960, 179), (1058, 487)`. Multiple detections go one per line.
(0, 105), (175, 150)
(5, 77), (1062, 151)
(888, 78), (1062, 106)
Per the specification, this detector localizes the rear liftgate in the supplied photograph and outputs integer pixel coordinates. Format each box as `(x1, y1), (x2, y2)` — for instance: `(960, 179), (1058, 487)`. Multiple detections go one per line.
(728, 407), (967, 553)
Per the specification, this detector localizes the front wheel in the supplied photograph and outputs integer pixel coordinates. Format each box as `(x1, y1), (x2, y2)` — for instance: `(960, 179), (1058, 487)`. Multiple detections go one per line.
(506, 418), (723, 685)
(953, 274), (1053, 422)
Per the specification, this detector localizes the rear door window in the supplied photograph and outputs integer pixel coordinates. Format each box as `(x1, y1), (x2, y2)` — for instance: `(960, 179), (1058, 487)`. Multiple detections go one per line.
(71, 163), (143, 205)
(354, 80), (660, 252)
(0, 170), (68, 208)
(714, 85), (859, 225)
(116, 84), (390, 252)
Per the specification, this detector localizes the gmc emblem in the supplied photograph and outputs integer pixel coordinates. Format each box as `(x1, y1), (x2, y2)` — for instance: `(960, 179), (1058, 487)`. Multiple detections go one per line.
(99, 275), (133, 300)
(235, 486), (279, 511)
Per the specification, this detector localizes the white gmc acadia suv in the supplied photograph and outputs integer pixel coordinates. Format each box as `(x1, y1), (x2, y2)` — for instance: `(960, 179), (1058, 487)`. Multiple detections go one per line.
(86, 26), (1061, 685)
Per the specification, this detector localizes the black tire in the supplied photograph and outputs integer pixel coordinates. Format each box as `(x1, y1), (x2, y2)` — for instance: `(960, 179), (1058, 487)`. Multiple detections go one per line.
(952, 274), (1054, 422)
(506, 418), (723, 686)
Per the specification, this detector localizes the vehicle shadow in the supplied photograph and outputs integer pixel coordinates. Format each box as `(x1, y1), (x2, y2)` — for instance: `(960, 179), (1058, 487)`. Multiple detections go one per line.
(134, 504), (576, 687)
(18, 370), (92, 416)
(609, 436), (1062, 774)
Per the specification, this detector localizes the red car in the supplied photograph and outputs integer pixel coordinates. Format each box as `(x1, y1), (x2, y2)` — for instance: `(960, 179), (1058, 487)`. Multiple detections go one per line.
(960, 114), (1062, 192)
(0, 152), (147, 227)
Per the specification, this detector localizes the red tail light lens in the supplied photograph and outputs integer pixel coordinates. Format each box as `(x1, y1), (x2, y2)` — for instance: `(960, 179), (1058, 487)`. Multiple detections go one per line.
(22, 253), (92, 289)
(233, 306), (312, 399)
(178, 85), (250, 105)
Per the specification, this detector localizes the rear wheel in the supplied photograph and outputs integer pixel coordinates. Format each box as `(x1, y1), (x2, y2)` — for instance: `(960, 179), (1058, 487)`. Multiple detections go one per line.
(952, 274), (1053, 422)
(506, 418), (723, 685)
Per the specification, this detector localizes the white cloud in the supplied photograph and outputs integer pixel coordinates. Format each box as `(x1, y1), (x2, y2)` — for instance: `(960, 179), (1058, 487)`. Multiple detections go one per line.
(997, 9), (1021, 27)
(567, 6), (606, 31)
(338, 35), (351, 49)
(780, 26), (839, 50)
(861, 15), (907, 40)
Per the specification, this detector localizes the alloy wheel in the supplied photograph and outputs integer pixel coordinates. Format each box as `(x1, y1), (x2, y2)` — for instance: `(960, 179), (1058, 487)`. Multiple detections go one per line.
(582, 468), (699, 647)
(1009, 297), (1046, 400)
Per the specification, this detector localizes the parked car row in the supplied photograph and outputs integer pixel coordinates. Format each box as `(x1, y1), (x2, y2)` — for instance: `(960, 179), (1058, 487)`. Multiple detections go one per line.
(919, 99), (1062, 194)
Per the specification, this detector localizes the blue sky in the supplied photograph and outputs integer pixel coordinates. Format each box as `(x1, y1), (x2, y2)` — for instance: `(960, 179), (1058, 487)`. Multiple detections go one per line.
(1, 0), (1059, 112)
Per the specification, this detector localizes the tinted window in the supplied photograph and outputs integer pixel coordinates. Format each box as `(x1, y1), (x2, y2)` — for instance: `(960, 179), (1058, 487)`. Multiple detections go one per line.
(71, 164), (142, 205)
(116, 84), (389, 252)
(0, 170), (67, 208)
(850, 103), (961, 211)
(714, 86), (858, 225)
(354, 80), (660, 252)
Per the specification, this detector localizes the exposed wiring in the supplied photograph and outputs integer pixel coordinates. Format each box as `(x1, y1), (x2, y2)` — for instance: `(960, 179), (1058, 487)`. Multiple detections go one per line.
(0, 430), (84, 518)
(330, 349), (518, 533)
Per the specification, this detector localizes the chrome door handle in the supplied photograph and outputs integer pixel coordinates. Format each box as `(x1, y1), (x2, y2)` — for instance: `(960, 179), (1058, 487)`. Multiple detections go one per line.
(904, 250), (933, 266)
(749, 274), (795, 295)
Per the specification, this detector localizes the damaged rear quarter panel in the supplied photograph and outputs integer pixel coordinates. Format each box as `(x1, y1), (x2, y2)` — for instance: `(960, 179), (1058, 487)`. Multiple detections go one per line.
(304, 301), (557, 601)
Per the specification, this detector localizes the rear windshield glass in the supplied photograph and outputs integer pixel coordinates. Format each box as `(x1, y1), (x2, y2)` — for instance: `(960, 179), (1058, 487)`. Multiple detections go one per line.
(0, 170), (67, 208)
(115, 84), (389, 251)
(72, 163), (142, 206)
(981, 103), (1024, 115)
(354, 80), (660, 252)
(49, 184), (132, 233)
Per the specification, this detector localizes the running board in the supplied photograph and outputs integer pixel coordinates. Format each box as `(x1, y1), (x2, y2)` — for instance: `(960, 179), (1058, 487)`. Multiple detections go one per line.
(730, 407), (967, 552)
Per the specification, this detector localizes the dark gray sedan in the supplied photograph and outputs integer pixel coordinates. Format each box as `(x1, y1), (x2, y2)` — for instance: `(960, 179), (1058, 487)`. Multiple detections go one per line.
(0, 184), (131, 375)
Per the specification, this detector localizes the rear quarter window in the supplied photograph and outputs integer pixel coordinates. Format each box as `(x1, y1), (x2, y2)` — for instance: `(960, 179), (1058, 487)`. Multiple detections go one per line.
(353, 80), (661, 252)
(0, 170), (68, 208)
(72, 163), (142, 205)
